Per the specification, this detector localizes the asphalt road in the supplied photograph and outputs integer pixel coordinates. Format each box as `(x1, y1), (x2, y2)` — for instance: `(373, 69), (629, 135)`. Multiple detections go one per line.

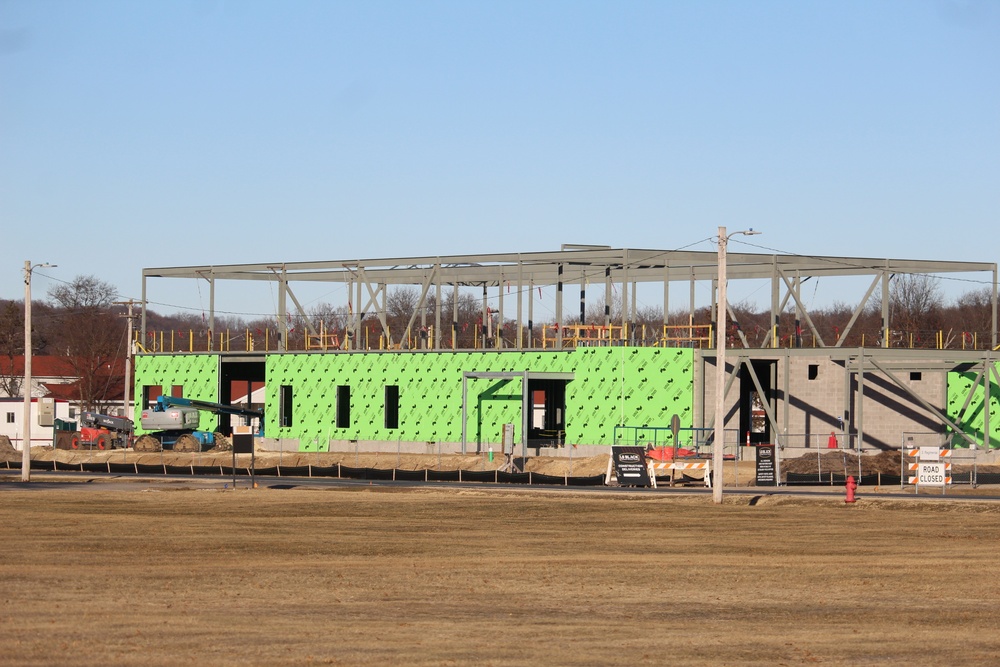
(4, 468), (1000, 501)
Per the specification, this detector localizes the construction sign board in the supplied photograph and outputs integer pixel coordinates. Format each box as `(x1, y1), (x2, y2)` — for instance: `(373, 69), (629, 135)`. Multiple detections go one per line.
(608, 446), (652, 487)
(905, 448), (952, 492)
(918, 446), (941, 462)
(756, 444), (777, 486)
(916, 462), (949, 486)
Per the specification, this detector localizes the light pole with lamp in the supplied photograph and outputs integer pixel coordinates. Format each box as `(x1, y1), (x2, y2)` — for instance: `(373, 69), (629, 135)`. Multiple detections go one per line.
(713, 227), (759, 503)
(21, 261), (55, 482)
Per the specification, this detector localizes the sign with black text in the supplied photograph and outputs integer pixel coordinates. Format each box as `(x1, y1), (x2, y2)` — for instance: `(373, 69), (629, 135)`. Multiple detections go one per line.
(917, 462), (947, 486)
(755, 444), (777, 486)
(611, 446), (651, 487)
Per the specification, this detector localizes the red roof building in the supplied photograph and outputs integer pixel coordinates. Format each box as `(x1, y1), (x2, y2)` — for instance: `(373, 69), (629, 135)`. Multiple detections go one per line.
(0, 355), (129, 404)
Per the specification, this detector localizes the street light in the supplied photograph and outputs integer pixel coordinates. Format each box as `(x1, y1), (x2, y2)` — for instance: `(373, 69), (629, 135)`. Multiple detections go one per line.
(713, 227), (759, 504)
(21, 261), (55, 482)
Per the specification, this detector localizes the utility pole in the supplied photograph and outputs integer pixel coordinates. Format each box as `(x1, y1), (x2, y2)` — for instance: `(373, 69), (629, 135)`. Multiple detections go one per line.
(713, 228), (760, 504)
(117, 300), (140, 427)
(22, 261), (55, 482)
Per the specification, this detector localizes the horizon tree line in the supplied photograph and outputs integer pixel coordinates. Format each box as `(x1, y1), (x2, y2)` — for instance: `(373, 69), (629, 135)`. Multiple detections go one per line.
(0, 272), (995, 411)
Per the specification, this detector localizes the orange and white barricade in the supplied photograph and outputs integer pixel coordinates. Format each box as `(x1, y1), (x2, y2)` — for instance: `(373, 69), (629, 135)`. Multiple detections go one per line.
(647, 460), (712, 488)
(905, 447), (952, 489)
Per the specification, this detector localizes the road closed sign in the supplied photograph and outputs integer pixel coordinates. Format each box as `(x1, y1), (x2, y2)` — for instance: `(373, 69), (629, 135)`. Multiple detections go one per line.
(917, 462), (948, 486)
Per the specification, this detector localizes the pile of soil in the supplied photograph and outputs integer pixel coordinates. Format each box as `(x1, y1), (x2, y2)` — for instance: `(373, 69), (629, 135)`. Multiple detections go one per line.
(207, 433), (232, 452)
(0, 435), (14, 454)
(781, 449), (1000, 476)
(781, 450), (902, 476)
(0, 446), (613, 478)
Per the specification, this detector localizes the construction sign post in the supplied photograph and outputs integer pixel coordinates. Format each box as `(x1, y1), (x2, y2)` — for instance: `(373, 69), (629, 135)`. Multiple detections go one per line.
(905, 447), (952, 495)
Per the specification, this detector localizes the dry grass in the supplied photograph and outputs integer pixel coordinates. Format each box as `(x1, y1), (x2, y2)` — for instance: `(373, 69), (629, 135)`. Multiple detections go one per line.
(1, 483), (999, 666)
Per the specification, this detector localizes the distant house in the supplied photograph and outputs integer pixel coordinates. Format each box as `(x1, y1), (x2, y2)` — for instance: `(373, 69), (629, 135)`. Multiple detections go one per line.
(0, 396), (73, 451)
(0, 355), (129, 415)
(0, 355), (79, 400)
(0, 355), (132, 451)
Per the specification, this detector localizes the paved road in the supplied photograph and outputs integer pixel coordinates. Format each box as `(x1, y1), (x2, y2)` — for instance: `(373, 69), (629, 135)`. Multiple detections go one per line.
(4, 468), (1000, 501)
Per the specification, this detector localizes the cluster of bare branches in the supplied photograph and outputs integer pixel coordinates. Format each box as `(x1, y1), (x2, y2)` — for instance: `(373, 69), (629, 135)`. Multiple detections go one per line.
(0, 273), (994, 410)
(0, 276), (125, 412)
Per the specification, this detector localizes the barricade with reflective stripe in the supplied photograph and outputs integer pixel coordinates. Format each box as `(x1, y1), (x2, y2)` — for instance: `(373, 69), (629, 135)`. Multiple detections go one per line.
(646, 460), (712, 488)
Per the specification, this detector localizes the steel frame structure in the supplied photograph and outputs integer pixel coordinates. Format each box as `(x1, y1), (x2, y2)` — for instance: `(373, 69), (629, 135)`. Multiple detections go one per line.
(709, 346), (1000, 453)
(140, 247), (1000, 451)
(141, 247), (998, 352)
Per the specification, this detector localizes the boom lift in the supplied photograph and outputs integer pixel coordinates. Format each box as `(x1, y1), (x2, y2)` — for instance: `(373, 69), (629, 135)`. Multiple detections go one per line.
(57, 411), (134, 450)
(136, 395), (263, 453)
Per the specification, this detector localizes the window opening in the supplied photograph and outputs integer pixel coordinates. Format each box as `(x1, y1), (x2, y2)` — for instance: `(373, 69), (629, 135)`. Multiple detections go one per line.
(279, 385), (293, 427)
(385, 385), (399, 430)
(337, 386), (351, 428)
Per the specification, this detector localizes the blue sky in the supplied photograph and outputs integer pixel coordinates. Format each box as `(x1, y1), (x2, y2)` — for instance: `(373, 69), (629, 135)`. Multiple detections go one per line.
(2, 0), (997, 320)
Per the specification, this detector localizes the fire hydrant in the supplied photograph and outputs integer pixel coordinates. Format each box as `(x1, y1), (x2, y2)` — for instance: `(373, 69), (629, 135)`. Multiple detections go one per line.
(845, 475), (857, 504)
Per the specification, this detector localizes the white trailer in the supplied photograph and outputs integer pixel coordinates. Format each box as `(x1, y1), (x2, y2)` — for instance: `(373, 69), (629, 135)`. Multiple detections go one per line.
(0, 397), (73, 451)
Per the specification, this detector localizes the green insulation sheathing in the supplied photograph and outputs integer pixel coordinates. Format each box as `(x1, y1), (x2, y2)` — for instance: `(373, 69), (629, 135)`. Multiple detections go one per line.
(133, 354), (219, 433)
(136, 347), (694, 451)
(264, 347), (693, 451)
(947, 365), (1000, 448)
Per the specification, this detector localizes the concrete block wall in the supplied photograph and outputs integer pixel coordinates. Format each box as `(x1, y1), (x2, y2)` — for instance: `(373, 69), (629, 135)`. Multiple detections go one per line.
(700, 351), (949, 451)
(782, 357), (946, 450)
(782, 357), (849, 443)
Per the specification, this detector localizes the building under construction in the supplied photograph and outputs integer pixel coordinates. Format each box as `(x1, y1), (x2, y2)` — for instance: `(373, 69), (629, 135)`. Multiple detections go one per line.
(134, 246), (1000, 456)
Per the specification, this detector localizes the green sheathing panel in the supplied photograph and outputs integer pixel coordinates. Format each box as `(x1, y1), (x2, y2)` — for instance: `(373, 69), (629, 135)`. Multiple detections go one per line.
(265, 347), (694, 451)
(266, 352), (528, 451)
(133, 354), (220, 434)
(947, 365), (1000, 448)
(564, 347), (694, 445)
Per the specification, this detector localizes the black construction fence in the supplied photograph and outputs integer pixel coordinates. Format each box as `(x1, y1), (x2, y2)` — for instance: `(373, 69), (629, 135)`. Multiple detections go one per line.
(15, 458), (993, 487)
(3, 458), (609, 487)
(785, 472), (897, 487)
(784, 470), (1000, 487)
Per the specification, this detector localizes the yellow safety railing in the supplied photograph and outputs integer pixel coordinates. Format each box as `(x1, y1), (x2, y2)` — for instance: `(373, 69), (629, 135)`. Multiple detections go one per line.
(541, 323), (713, 349)
(135, 326), (993, 353)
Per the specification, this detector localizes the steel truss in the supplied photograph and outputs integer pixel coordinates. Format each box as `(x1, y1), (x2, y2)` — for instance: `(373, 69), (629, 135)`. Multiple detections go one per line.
(141, 247), (998, 352)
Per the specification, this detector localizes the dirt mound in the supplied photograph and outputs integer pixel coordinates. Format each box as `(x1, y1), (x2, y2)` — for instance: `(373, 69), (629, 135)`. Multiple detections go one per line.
(782, 450), (902, 476)
(0, 435), (15, 455)
(208, 433), (232, 452)
(13, 447), (613, 478)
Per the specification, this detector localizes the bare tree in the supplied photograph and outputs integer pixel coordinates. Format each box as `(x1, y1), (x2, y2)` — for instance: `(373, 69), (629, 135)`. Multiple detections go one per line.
(47, 276), (125, 412)
(951, 287), (995, 348)
(0, 301), (26, 396)
(0, 299), (55, 396)
(585, 293), (623, 326)
(305, 302), (351, 348)
(309, 302), (351, 331)
(865, 274), (943, 346)
(386, 287), (420, 346)
(891, 273), (943, 331)
(440, 290), (482, 348)
(48, 276), (118, 310)
(633, 305), (664, 344)
(729, 301), (769, 348)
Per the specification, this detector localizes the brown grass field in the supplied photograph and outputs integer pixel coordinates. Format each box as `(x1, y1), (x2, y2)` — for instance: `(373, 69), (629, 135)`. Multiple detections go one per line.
(2, 478), (1000, 666)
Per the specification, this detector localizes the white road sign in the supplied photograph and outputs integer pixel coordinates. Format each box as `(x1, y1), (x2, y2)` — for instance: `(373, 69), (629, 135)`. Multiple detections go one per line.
(917, 462), (948, 486)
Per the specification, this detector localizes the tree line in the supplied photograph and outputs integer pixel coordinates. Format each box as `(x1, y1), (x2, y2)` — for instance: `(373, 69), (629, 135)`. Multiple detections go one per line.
(1, 273), (995, 412)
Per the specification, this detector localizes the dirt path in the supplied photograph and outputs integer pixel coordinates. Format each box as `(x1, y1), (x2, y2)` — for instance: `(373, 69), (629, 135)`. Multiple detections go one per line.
(1, 486), (999, 666)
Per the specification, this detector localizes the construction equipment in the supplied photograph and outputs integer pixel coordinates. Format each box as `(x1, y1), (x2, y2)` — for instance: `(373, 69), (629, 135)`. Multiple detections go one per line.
(136, 395), (263, 453)
(57, 411), (134, 450)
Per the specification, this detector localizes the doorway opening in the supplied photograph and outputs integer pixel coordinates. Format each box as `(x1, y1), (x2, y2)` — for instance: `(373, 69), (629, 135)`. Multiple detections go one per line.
(740, 359), (775, 446)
